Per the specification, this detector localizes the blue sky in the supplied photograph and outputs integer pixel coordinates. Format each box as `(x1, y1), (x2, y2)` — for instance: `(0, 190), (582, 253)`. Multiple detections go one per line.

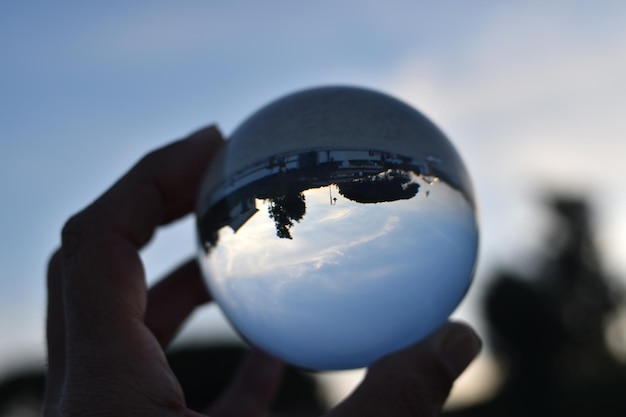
(2, 0), (626, 401)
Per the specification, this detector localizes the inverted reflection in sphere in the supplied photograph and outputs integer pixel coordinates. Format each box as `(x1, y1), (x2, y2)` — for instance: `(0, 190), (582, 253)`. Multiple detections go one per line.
(196, 86), (478, 370)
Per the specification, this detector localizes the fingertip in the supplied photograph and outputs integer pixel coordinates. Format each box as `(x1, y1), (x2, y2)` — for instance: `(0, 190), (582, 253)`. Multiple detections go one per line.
(186, 124), (225, 144)
(434, 321), (482, 378)
(183, 123), (226, 177)
(248, 348), (285, 376)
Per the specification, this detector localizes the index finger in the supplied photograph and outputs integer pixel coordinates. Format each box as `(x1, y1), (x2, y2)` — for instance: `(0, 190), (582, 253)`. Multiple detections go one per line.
(62, 125), (224, 253)
(60, 126), (223, 341)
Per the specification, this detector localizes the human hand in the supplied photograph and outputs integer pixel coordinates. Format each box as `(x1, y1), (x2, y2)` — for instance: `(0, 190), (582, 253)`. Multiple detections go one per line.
(44, 126), (481, 417)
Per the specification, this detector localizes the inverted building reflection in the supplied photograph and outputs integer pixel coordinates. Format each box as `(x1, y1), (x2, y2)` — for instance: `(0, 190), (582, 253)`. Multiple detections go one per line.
(198, 147), (451, 250)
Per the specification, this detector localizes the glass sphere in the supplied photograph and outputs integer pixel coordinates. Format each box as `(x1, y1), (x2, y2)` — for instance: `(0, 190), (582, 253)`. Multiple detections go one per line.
(196, 86), (478, 370)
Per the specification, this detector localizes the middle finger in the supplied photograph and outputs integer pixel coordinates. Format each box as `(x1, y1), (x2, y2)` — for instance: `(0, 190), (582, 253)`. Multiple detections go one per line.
(145, 258), (212, 347)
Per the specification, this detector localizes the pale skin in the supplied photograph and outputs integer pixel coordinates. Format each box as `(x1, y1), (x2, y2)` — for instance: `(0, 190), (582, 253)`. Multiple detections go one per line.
(45, 125), (482, 417)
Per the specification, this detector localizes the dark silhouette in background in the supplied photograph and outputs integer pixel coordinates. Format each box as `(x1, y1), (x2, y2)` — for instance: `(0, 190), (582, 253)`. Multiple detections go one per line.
(0, 369), (44, 417)
(445, 196), (626, 417)
(5, 195), (626, 416)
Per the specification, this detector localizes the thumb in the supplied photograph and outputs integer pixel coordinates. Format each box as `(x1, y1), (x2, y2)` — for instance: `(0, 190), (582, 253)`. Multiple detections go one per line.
(327, 322), (481, 417)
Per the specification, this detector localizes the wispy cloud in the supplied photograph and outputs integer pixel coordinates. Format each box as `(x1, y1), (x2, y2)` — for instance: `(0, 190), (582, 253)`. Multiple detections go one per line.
(214, 193), (401, 284)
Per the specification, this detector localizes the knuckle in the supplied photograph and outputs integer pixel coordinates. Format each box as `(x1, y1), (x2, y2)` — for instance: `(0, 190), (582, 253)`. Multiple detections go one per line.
(47, 249), (64, 285)
(61, 213), (83, 239)
(61, 212), (90, 258)
(47, 248), (63, 272)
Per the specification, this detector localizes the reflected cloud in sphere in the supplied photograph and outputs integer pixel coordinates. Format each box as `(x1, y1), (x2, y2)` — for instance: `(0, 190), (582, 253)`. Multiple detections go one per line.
(196, 86), (478, 370)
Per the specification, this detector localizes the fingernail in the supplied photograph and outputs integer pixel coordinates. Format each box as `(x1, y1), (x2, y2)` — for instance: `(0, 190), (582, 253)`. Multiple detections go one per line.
(437, 323), (482, 377)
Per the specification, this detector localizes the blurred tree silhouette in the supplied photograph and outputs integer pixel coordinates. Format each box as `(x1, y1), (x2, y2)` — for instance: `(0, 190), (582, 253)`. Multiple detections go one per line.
(445, 196), (626, 417)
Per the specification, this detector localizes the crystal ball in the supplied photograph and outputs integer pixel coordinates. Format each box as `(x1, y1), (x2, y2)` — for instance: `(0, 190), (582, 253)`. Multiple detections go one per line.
(196, 86), (478, 370)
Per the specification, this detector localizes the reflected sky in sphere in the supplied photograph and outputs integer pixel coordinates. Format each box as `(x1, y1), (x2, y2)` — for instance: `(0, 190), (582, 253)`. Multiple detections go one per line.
(197, 87), (478, 370)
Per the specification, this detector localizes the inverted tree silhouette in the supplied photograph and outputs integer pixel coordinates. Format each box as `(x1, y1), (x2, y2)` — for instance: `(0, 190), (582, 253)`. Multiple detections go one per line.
(267, 192), (306, 239)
